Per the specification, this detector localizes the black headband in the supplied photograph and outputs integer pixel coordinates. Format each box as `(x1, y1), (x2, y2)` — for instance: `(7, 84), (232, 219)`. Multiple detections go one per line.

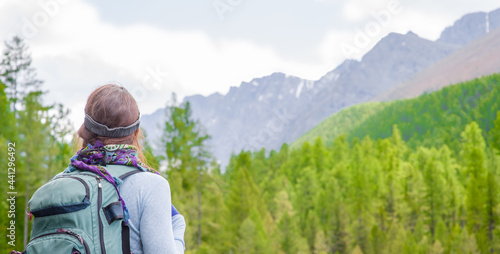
(84, 113), (140, 138)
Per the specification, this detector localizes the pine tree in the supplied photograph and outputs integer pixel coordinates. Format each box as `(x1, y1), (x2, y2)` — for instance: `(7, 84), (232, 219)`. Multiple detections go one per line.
(376, 128), (404, 226)
(198, 170), (228, 253)
(0, 36), (42, 114)
(0, 80), (15, 137)
(294, 166), (319, 251)
(225, 158), (261, 222)
(237, 209), (272, 254)
(0, 80), (16, 253)
(161, 93), (211, 173)
(17, 91), (52, 247)
(484, 170), (499, 252)
(278, 213), (309, 254)
(320, 148), (350, 254)
(313, 230), (329, 254)
(438, 145), (461, 229)
(460, 122), (488, 252)
(385, 222), (408, 254)
(491, 111), (500, 153)
(160, 93), (212, 249)
(420, 147), (446, 240)
(348, 137), (376, 253)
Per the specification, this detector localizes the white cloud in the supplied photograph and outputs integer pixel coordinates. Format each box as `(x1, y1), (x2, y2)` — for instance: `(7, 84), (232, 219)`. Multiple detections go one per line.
(318, 30), (357, 64)
(0, 0), (326, 131)
(341, 0), (389, 22)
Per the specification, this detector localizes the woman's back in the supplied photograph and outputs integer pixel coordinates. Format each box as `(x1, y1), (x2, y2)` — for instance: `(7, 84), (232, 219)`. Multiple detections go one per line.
(119, 170), (185, 254)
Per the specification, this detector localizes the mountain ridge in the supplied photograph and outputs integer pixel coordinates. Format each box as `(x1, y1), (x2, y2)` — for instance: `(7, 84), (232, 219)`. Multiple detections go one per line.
(141, 8), (499, 167)
(375, 25), (500, 101)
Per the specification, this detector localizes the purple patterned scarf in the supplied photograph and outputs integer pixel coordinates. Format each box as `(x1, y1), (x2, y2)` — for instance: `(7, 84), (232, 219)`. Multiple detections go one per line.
(66, 140), (160, 224)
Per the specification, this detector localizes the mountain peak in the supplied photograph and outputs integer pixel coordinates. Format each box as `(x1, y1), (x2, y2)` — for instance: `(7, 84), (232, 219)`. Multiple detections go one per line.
(437, 8), (500, 46)
(382, 31), (421, 42)
(406, 31), (419, 37)
(361, 31), (441, 63)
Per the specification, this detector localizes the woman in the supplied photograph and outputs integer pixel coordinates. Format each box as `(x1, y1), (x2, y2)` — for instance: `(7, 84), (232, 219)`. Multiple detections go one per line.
(75, 84), (186, 253)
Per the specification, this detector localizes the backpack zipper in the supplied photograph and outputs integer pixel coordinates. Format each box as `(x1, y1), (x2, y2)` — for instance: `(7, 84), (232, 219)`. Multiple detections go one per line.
(96, 176), (106, 254)
(30, 229), (90, 253)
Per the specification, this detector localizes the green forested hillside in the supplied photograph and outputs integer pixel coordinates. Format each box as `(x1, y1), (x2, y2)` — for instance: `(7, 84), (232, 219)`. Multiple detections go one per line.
(293, 74), (500, 152)
(221, 120), (500, 253)
(291, 102), (388, 150)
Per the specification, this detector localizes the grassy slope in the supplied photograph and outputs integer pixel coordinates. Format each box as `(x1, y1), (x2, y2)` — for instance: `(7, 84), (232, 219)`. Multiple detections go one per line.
(290, 101), (389, 149)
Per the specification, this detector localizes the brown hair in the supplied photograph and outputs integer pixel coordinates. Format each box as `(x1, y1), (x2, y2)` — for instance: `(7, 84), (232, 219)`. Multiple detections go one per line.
(77, 84), (150, 166)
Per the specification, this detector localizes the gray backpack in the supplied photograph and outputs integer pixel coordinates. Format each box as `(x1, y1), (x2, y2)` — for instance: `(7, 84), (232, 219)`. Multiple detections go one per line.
(19, 165), (141, 254)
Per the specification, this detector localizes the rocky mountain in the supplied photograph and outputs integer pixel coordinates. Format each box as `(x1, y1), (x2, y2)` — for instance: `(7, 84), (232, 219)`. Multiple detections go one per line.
(438, 8), (500, 46)
(376, 25), (500, 102)
(141, 8), (499, 168)
(376, 8), (500, 101)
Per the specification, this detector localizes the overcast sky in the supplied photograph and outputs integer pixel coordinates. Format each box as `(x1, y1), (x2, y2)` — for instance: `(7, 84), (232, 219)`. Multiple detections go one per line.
(1, 0), (499, 130)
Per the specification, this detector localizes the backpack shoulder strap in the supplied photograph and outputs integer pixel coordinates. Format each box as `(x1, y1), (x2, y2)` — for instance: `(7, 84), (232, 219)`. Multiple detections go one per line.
(118, 169), (143, 180)
(103, 164), (143, 180)
(100, 165), (142, 254)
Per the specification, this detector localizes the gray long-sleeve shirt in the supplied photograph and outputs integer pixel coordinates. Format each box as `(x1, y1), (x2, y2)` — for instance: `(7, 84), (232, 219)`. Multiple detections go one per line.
(118, 171), (186, 254)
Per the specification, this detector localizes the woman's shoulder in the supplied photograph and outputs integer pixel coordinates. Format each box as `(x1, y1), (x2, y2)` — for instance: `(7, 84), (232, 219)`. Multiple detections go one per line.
(121, 171), (171, 192)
